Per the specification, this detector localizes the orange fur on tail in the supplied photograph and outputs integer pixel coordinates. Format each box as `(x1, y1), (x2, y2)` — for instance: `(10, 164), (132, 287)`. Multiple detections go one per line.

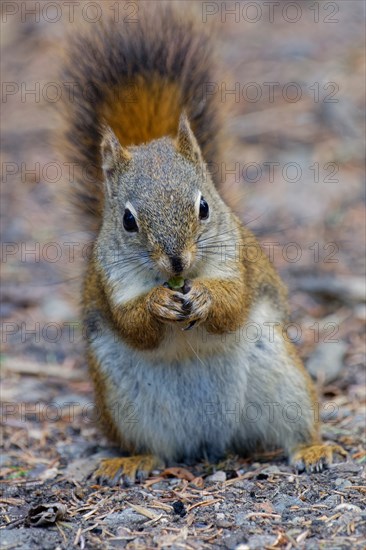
(58, 4), (225, 230)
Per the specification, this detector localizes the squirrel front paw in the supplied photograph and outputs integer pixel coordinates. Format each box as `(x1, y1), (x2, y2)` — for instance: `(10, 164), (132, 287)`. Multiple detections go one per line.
(147, 286), (187, 324)
(147, 281), (212, 328)
(181, 280), (212, 328)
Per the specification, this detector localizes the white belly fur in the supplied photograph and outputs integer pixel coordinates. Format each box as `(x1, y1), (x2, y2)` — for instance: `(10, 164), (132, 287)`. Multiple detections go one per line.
(91, 300), (313, 462)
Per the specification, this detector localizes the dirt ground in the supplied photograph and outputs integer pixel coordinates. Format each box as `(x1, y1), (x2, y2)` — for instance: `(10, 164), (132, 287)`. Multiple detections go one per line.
(1, 1), (365, 549)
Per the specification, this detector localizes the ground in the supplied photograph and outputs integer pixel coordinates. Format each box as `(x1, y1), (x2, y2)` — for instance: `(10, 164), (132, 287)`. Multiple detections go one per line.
(1, 1), (365, 549)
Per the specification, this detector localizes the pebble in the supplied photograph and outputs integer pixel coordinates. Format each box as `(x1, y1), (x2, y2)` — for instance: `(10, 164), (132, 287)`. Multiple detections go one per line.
(334, 503), (362, 514)
(206, 471), (227, 482)
(337, 511), (360, 526)
(273, 494), (303, 514)
(103, 509), (146, 527)
(334, 477), (352, 489)
(1, 529), (61, 549)
(247, 535), (277, 549)
(330, 462), (361, 474)
(234, 512), (247, 526)
(217, 519), (233, 528)
(292, 516), (307, 525)
(321, 494), (339, 507)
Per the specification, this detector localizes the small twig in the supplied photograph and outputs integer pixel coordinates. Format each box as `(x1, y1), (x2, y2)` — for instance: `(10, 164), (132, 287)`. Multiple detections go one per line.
(187, 499), (223, 512)
(245, 512), (281, 520)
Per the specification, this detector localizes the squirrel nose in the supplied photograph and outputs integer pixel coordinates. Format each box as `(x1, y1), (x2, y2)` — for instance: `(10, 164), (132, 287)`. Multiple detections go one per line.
(170, 255), (183, 274)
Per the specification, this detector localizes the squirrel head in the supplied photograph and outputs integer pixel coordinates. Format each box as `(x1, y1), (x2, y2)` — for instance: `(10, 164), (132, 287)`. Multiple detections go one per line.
(99, 114), (229, 279)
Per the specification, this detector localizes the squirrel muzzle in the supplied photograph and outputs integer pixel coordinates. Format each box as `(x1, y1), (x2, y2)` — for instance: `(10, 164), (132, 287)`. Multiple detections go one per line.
(155, 250), (195, 278)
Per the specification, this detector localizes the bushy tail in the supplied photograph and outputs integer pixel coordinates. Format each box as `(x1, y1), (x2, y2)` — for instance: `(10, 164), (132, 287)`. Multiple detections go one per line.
(59, 3), (224, 229)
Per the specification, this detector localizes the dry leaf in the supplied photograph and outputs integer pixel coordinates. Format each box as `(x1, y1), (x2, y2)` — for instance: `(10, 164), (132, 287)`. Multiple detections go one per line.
(27, 503), (67, 527)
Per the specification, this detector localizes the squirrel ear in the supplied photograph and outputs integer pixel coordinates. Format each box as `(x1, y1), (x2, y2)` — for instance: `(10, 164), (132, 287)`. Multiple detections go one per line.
(176, 112), (203, 165)
(100, 125), (131, 176)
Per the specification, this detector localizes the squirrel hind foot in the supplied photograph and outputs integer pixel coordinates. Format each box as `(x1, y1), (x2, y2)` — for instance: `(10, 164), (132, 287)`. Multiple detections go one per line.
(94, 455), (164, 486)
(290, 443), (347, 474)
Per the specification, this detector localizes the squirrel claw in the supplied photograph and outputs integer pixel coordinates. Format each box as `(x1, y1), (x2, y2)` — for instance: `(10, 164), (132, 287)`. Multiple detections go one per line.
(94, 455), (163, 486)
(291, 443), (347, 474)
(182, 280), (192, 294)
(182, 320), (197, 331)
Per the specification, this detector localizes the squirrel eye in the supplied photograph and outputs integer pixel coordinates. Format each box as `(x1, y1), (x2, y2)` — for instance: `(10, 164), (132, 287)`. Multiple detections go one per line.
(123, 208), (138, 232)
(199, 197), (209, 220)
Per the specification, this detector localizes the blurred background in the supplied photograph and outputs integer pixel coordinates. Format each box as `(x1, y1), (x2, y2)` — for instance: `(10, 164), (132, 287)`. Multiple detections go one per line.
(0, 0), (365, 543)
